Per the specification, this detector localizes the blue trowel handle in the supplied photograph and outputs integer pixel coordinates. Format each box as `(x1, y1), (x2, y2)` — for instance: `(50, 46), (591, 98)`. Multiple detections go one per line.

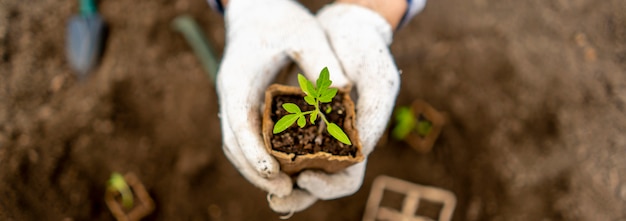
(80, 0), (97, 15)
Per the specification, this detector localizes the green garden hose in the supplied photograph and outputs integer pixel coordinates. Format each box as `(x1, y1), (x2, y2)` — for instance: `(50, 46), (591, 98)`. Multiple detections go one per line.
(172, 15), (220, 85)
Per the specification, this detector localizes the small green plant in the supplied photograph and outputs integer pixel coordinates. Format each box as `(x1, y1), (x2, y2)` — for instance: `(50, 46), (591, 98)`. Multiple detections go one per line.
(392, 106), (432, 140)
(416, 117), (433, 137)
(272, 67), (352, 145)
(108, 172), (133, 209)
(392, 106), (415, 140)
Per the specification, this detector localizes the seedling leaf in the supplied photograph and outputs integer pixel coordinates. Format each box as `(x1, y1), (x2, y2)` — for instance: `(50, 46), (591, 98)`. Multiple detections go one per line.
(274, 114), (300, 134)
(310, 111), (318, 124)
(392, 107), (416, 140)
(325, 105), (332, 114)
(306, 82), (317, 97)
(327, 123), (351, 145)
(298, 74), (310, 94)
(298, 74), (317, 97)
(304, 95), (316, 105)
(317, 67), (329, 86)
(316, 67), (332, 92)
(319, 80), (332, 93)
(283, 103), (301, 114)
(319, 88), (338, 103)
(297, 115), (306, 128)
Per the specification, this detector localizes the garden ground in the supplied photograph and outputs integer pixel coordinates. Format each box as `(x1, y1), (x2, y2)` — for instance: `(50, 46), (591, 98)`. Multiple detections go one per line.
(1, 0), (625, 220)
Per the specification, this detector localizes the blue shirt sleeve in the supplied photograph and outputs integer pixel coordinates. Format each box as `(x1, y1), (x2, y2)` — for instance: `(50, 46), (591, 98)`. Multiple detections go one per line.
(398, 0), (427, 29)
(207, 0), (225, 14)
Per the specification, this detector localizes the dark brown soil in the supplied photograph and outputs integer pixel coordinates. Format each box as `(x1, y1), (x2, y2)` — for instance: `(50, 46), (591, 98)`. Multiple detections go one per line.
(1, 0), (626, 220)
(270, 94), (357, 157)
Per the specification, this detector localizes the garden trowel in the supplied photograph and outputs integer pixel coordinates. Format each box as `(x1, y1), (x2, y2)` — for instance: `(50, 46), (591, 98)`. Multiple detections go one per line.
(66, 0), (105, 79)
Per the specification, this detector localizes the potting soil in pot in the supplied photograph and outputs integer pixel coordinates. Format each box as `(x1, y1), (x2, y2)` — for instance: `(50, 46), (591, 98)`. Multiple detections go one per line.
(270, 94), (357, 157)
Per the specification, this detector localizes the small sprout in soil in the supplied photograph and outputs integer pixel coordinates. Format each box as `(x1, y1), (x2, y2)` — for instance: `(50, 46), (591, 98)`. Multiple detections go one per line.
(392, 106), (433, 140)
(273, 67), (352, 145)
(108, 172), (133, 209)
(416, 116), (433, 137)
(392, 106), (415, 140)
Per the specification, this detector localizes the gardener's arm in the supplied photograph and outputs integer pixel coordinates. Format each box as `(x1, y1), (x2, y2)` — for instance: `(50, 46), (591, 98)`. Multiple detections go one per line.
(336, 0), (406, 29)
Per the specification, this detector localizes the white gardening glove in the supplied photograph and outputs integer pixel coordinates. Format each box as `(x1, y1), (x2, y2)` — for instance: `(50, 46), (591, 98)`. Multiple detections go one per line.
(215, 0), (350, 214)
(268, 1), (426, 211)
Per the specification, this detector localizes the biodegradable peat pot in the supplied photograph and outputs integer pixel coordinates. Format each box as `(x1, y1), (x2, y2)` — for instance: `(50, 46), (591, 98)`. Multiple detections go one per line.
(262, 84), (364, 175)
(105, 172), (155, 221)
(406, 100), (446, 153)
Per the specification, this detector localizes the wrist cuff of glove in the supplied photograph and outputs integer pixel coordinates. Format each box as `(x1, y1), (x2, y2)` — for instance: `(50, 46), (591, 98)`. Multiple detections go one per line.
(398, 0), (427, 29)
(207, 0), (225, 14)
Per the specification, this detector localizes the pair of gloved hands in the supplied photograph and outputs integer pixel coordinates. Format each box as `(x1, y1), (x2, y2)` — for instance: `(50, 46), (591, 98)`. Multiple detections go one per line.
(216, 0), (422, 214)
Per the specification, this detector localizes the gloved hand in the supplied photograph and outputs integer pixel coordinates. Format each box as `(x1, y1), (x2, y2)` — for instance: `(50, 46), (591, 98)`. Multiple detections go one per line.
(268, 1), (425, 214)
(215, 0), (350, 213)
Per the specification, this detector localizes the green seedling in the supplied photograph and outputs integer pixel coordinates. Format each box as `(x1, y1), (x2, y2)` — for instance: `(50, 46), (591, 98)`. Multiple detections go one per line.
(392, 106), (433, 140)
(392, 106), (416, 140)
(108, 172), (133, 209)
(273, 67), (352, 145)
(416, 117), (433, 137)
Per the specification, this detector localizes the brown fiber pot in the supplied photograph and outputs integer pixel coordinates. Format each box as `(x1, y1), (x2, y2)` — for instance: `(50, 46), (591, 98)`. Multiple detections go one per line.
(262, 84), (364, 175)
(105, 172), (155, 221)
(406, 100), (446, 153)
